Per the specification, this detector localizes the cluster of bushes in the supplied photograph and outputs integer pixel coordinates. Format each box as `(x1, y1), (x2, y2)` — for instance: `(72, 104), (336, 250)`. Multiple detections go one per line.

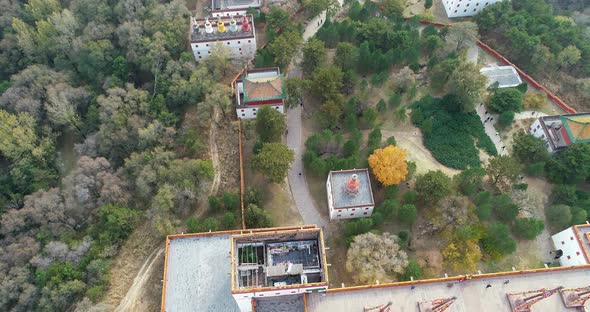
(488, 87), (525, 128)
(411, 95), (497, 169)
(303, 129), (362, 176)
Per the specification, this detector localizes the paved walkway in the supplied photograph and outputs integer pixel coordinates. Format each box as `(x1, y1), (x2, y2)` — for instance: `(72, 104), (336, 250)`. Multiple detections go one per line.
(475, 104), (508, 156)
(284, 5), (345, 230)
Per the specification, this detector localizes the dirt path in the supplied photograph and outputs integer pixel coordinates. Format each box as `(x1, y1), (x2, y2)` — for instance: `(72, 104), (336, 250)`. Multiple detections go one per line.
(381, 129), (460, 176)
(114, 246), (165, 312)
(207, 106), (222, 212)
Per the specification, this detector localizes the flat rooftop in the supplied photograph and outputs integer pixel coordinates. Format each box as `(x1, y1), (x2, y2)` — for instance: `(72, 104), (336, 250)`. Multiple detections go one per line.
(190, 15), (254, 43)
(480, 65), (522, 88)
(162, 226), (318, 312)
(307, 266), (590, 312)
(328, 169), (374, 209)
(231, 228), (327, 292)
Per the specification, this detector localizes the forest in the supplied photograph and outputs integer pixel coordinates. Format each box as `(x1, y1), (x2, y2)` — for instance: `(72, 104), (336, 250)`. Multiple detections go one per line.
(0, 0), (233, 310)
(474, 0), (590, 109)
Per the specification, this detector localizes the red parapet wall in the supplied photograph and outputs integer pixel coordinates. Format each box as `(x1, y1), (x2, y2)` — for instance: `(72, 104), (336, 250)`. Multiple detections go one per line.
(476, 41), (577, 114)
(407, 19), (577, 114)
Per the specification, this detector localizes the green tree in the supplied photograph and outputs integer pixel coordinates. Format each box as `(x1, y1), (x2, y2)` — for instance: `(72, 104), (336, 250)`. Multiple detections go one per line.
(245, 204), (273, 228)
(302, 38), (327, 76)
(335, 42), (359, 71)
(491, 194), (519, 222)
(511, 134), (549, 164)
(311, 66), (344, 103)
(381, 0), (406, 18)
(488, 88), (523, 113)
(222, 192), (240, 211)
(485, 155), (521, 191)
(96, 204), (138, 245)
(482, 223), (516, 259)
(402, 258), (423, 281)
(399, 204), (417, 225)
(415, 170), (453, 205)
(357, 41), (371, 75)
(256, 106), (286, 143)
(424, 0), (433, 9)
(444, 22), (479, 52)
(513, 218), (544, 240)
(447, 60), (487, 112)
(453, 167), (485, 196)
(545, 204), (572, 230)
(498, 111), (515, 128)
(222, 212), (238, 229)
(556, 45), (581, 70)
(547, 144), (590, 183)
(252, 143), (295, 183)
(269, 31), (303, 69)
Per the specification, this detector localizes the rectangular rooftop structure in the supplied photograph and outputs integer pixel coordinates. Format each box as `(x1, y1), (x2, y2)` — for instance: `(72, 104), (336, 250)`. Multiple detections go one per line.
(480, 65), (523, 88)
(551, 223), (590, 266)
(529, 112), (590, 153)
(189, 15), (257, 61)
(326, 169), (375, 220)
(234, 67), (285, 119)
(161, 226), (320, 312)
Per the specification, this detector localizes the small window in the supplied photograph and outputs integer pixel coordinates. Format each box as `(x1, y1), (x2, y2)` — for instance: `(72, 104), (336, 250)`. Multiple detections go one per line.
(352, 208), (356, 211)
(464, 9), (467, 12)
(196, 44), (199, 47)
(248, 40), (251, 43)
(562, 241), (565, 245)
(350, 213), (354, 216)
(206, 44), (209, 47)
(577, 252), (581, 256)
(363, 212), (368, 215)
(485, 2), (489, 4)
(198, 51), (201, 55)
(473, 8), (476, 11)
(253, 113), (256, 116)
(241, 113), (245, 117)
(365, 207), (369, 210)
(537, 125), (541, 129)
(571, 237), (574, 240)
(454, 9), (457, 12)
(337, 214), (341, 217)
(457, 4), (459, 7)
(567, 255), (571, 259)
(466, 3), (469, 6)
(198, 56), (202, 59)
(476, 3), (479, 5)
(227, 42), (230, 45)
(275, 106), (279, 109)
(239, 48), (242, 51)
(238, 41), (241, 44)
(253, 108), (257, 111)
(208, 51), (211, 54)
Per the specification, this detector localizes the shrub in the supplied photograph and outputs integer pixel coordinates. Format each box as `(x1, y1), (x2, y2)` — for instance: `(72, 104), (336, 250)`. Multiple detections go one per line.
(222, 212), (238, 229)
(515, 82), (528, 93)
(512, 183), (528, 191)
(222, 192), (240, 211)
(492, 195), (519, 222)
(209, 195), (222, 211)
(398, 230), (410, 247)
(545, 204), (572, 230)
(524, 93), (546, 109)
(367, 128), (382, 152)
(361, 107), (378, 129)
(526, 161), (545, 176)
(476, 203), (493, 221)
(488, 88), (523, 113)
(482, 223), (516, 259)
(571, 207), (588, 225)
(402, 191), (417, 204)
(377, 99), (387, 112)
(202, 217), (220, 231)
(411, 96), (496, 169)
(253, 141), (264, 154)
(402, 258), (423, 281)
(384, 185), (399, 200)
(380, 199), (399, 217)
(399, 204), (417, 225)
(513, 218), (544, 240)
(551, 184), (577, 206)
(424, 0), (433, 9)
(385, 136), (397, 146)
(498, 111), (515, 128)
(371, 211), (384, 226)
(474, 191), (491, 205)
(389, 93), (402, 108)
(245, 187), (263, 206)
(187, 217), (201, 233)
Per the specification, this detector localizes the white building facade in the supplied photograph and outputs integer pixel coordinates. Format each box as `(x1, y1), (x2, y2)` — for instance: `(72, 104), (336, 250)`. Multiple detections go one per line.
(442, 0), (503, 18)
(551, 223), (590, 266)
(190, 15), (257, 61)
(326, 169), (375, 220)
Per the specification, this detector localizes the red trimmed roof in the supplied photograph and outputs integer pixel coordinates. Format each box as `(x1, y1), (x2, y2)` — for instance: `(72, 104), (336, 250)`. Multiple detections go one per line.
(560, 126), (572, 145)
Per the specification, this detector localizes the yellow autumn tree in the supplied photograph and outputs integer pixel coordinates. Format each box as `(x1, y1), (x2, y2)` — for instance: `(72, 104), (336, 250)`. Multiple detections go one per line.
(442, 240), (482, 272)
(368, 145), (408, 186)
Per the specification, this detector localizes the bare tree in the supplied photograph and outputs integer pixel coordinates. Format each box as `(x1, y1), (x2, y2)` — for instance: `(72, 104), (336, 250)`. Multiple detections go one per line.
(346, 232), (409, 284)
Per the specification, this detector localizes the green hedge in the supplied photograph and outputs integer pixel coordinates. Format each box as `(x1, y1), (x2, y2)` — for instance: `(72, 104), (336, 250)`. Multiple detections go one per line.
(411, 96), (497, 169)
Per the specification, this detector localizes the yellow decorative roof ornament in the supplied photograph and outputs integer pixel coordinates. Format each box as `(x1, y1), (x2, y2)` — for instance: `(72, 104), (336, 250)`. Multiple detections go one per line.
(217, 17), (226, 33)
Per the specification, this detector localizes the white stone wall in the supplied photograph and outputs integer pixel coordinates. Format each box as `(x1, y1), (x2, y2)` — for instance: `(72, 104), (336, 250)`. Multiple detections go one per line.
(191, 38), (256, 61)
(442, 0), (502, 18)
(212, 10), (249, 17)
(551, 227), (588, 266)
(236, 105), (283, 119)
(232, 286), (327, 312)
(528, 119), (554, 153)
(330, 205), (374, 220)
(233, 294), (253, 312)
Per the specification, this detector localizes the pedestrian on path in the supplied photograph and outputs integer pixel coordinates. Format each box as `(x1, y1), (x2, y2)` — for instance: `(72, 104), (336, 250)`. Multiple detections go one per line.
(495, 132), (499, 136)
(490, 117), (494, 122)
(485, 110), (488, 114)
